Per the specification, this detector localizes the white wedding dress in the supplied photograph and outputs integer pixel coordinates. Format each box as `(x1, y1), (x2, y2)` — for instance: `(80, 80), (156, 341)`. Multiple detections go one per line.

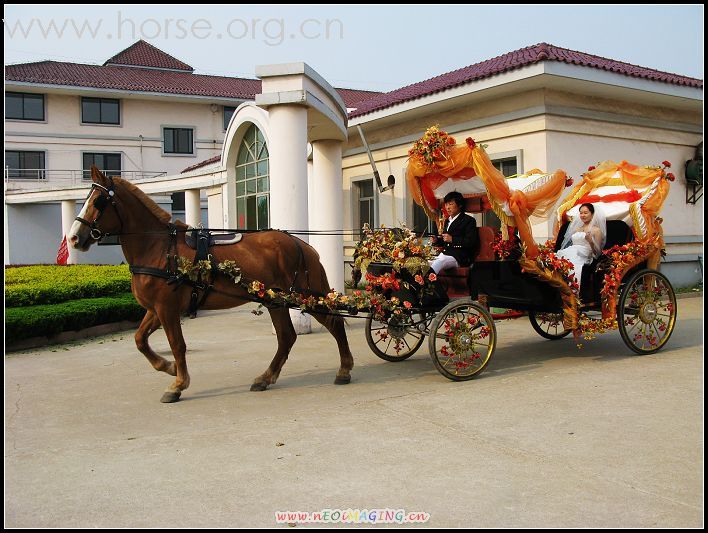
(556, 232), (593, 286)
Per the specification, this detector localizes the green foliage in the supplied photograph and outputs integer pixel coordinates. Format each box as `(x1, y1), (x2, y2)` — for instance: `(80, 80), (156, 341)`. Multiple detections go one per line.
(5, 265), (144, 344)
(5, 264), (132, 307)
(5, 293), (146, 344)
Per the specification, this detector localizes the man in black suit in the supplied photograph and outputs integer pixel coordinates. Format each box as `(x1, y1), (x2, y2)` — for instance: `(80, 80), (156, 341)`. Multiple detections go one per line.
(429, 191), (479, 273)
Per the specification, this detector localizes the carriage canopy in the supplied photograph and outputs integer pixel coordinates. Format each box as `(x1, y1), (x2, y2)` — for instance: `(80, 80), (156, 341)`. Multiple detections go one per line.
(406, 126), (570, 258)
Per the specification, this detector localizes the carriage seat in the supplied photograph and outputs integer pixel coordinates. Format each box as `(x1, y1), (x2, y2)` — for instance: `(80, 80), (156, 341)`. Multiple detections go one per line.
(554, 219), (635, 304)
(185, 228), (243, 250)
(438, 226), (496, 298)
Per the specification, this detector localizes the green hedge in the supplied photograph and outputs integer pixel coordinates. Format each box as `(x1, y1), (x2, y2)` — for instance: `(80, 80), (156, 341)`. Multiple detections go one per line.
(5, 264), (132, 307)
(5, 292), (146, 344)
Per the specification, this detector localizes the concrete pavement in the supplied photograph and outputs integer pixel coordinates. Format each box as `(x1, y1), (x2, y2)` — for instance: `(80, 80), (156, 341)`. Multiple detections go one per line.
(5, 296), (703, 527)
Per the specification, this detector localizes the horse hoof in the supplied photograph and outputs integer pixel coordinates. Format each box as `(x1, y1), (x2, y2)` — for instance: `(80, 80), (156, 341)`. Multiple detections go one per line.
(160, 391), (182, 403)
(250, 382), (268, 392)
(334, 375), (351, 385)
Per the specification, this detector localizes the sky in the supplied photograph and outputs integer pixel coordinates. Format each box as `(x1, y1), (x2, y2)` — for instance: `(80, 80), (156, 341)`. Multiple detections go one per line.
(4, 5), (704, 92)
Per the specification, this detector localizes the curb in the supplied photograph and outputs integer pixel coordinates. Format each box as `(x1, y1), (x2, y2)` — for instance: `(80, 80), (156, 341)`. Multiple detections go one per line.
(6, 320), (141, 353)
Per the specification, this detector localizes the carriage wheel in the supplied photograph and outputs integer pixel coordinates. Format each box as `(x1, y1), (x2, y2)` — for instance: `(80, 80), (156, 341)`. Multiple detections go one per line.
(618, 269), (677, 355)
(528, 310), (571, 340)
(428, 298), (496, 381)
(365, 313), (427, 362)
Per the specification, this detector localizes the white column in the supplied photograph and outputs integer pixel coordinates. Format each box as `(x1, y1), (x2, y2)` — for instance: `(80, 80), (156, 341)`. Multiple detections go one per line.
(60, 200), (78, 264)
(267, 105), (308, 236)
(267, 105), (311, 334)
(310, 140), (344, 292)
(185, 189), (201, 227)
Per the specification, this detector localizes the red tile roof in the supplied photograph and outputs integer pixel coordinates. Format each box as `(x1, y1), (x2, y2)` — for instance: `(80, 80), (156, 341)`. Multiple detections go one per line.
(181, 155), (221, 173)
(104, 40), (194, 72)
(349, 42), (703, 118)
(6, 60), (378, 106)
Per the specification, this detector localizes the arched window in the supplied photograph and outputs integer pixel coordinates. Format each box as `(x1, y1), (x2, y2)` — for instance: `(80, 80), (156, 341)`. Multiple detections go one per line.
(235, 124), (269, 229)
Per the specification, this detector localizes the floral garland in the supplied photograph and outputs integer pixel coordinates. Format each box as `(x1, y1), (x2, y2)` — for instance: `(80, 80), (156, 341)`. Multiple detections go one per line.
(519, 243), (580, 332)
(408, 125), (456, 167)
(598, 236), (662, 320)
(175, 255), (416, 322)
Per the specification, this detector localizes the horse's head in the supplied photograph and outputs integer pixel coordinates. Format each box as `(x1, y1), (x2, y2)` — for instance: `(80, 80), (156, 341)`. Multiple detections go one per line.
(68, 166), (123, 251)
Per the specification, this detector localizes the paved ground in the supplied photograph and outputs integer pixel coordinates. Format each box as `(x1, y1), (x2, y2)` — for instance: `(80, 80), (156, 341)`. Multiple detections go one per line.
(5, 296), (703, 527)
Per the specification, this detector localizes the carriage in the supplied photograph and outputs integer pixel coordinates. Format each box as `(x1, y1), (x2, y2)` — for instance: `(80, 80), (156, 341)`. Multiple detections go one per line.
(359, 128), (677, 381)
(71, 133), (676, 402)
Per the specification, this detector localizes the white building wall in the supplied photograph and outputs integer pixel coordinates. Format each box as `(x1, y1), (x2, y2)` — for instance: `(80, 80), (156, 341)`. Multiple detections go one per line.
(5, 93), (232, 180)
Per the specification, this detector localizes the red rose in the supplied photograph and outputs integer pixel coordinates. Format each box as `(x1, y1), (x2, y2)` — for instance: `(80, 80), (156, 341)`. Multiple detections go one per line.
(565, 177), (574, 187)
(587, 165), (596, 171)
(466, 137), (476, 149)
(666, 172), (675, 181)
(428, 273), (437, 282)
(662, 160), (671, 168)
(447, 137), (455, 145)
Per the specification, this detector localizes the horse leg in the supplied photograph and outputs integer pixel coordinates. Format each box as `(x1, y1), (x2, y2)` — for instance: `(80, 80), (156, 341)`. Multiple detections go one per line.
(250, 307), (297, 391)
(134, 310), (176, 376)
(311, 313), (354, 384)
(154, 306), (190, 403)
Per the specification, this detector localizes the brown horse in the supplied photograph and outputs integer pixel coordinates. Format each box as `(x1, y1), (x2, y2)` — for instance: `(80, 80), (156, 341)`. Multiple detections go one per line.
(68, 167), (353, 403)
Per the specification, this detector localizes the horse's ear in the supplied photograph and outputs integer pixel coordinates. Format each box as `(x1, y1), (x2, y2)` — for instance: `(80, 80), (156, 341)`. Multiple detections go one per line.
(90, 165), (109, 186)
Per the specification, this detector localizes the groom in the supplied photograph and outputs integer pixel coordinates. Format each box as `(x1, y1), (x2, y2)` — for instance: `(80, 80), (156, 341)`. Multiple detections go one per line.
(429, 191), (479, 273)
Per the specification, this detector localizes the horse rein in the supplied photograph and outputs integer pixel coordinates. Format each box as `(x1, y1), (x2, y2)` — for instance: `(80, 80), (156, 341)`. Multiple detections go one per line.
(74, 180), (124, 240)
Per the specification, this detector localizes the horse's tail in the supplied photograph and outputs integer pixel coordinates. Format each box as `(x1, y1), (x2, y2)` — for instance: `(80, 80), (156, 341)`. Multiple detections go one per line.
(296, 237), (348, 327)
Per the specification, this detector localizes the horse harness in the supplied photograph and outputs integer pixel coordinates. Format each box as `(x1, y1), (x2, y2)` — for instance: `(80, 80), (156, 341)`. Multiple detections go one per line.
(130, 225), (313, 318)
(76, 179), (314, 318)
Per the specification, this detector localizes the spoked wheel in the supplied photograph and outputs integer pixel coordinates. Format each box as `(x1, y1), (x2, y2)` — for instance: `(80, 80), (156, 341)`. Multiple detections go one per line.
(428, 298), (496, 381)
(618, 269), (677, 355)
(529, 310), (571, 340)
(365, 313), (427, 362)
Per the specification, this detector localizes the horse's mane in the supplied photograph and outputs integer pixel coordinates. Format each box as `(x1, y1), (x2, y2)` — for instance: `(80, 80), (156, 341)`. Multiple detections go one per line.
(116, 178), (172, 224)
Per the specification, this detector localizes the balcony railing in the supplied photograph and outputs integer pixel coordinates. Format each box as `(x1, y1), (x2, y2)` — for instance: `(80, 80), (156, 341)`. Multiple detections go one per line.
(4, 169), (168, 190)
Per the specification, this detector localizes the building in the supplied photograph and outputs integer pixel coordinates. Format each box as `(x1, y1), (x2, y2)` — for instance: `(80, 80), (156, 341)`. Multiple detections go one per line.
(5, 41), (703, 288)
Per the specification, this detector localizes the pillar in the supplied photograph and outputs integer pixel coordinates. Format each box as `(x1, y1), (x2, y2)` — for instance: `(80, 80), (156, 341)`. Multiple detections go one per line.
(310, 140), (344, 292)
(185, 189), (201, 227)
(266, 105), (309, 236)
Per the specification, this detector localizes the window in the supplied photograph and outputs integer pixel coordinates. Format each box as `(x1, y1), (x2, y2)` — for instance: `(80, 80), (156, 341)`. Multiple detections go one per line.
(6, 92), (45, 121)
(353, 179), (376, 238)
(412, 203), (437, 237)
(163, 127), (194, 155)
(483, 157), (519, 229)
(83, 153), (121, 180)
(235, 124), (269, 230)
(5, 151), (45, 179)
(171, 192), (185, 212)
(81, 97), (120, 125)
(494, 157), (518, 177)
(224, 106), (236, 130)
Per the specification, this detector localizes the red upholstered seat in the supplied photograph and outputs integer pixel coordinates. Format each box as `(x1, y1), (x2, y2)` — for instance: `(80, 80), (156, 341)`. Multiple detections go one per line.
(438, 226), (496, 298)
(476, 226), (496, 262)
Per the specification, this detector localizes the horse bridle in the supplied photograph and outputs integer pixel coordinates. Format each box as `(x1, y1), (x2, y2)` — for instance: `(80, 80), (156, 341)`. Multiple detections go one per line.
(74, 179), (124, 240)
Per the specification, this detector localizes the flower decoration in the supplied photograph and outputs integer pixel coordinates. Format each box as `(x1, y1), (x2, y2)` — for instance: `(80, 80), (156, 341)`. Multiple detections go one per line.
(408, 125), (456, 167)
(598, 239), (658, 317)
(491, 231), (519, 260)
(352, 223), (435, 277)
(565, 177), (574, 187)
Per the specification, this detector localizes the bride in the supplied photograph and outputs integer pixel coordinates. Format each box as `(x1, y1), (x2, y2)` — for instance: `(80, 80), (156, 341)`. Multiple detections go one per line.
(556, 203), (607, 288)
